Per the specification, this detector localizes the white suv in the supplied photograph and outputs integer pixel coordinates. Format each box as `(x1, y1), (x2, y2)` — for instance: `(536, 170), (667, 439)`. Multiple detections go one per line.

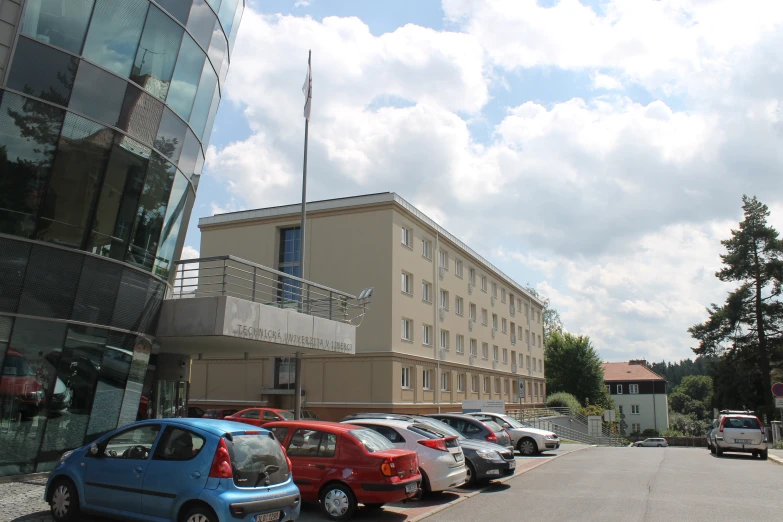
(467, 412), (560, 456)
(712, 414), (769, 459)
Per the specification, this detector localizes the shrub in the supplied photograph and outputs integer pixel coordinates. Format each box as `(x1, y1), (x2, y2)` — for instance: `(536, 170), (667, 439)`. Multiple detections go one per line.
(642, 429), (659, 437)
(773, 441), (783, 450)
(578, 404), (604, 418)
(546, 391), (581, 413)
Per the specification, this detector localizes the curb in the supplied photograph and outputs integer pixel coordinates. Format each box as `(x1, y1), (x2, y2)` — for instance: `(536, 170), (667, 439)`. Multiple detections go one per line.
(409, 445), (596, 522)
(768, 454), (783, 466)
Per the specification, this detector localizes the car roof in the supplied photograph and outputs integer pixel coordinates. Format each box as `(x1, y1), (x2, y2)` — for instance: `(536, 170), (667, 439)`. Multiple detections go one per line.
(130, 418), (269, 436)
(234, 407), (286, 413)
(723, 414), (757, 419)
(264, 420), (361, 433)
(342, 418), (414, 429)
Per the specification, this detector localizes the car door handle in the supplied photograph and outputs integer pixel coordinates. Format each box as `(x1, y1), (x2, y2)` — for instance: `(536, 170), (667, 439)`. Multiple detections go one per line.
(315, 464), (327, 470)
(191, 472), (201, 479)
(134, 466), (143, 473)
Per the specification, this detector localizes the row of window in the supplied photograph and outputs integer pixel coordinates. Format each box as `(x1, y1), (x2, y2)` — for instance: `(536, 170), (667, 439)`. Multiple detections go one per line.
(400, 367), (545, 396)
(618, 405), (642, 415)
(401, 226), (542, 323)
(609, 384), (640, 395)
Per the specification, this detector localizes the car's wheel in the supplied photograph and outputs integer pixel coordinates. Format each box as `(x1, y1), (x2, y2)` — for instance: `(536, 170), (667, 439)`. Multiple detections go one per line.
(49, 479), (80, 522)
(181, 505), (218, 522)
(657, 444), (662, 447)
(716, 447), (724, 456)
(464, 460), (478, 487)
(518, 437), (538, 456)
(760, 449), (768, 460)
(710, 445), (716, 454)
(320, 483), (357, 520)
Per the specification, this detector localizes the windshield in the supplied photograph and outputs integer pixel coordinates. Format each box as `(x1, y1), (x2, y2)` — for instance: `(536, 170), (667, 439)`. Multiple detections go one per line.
(277, 411), (295, 420)
(723, 417), (760, 429)
(417, 418), (465, 440)
(349, 428), (396, 453)
(227, 433), (290, 487)
(485, 421), (504, 432)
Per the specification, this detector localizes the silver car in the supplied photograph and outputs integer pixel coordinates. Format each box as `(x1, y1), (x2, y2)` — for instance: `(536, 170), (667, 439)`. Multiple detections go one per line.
(713, 414), (768, 459)
(467, 412), (560, 456)
(634, 437), (668, 447)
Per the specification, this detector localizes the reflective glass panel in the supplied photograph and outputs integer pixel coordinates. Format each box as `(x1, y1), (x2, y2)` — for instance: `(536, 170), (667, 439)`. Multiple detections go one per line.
(177, 128), (200, 177)
(228, 1), (244, 50)
(166, 33), (205, 120)
(126, 152), (176, 271)
(36, 114), (113, 249)
(0, 319), (67, 475)
(217, 0), (239, 36)
(207, 20), (228, 81)
(20, 0), (95, 54)
(69, 60), (127, 127)
(82, 0), (149, 78)
(207, 0), (222, 13)
(36, 326), (107, 471)
(88, 136), (148, 261)
(117, 336), (150, 426)
(189, 60), (218, 138)
(155, 0), (193, 25)
(118, 84), (164, 146)
(130, 5), (184, 100)
(155, 107), (187, 163)
(153, 172), (190, 279)
(85, 332), (134, 441)
(201, 86), (221, 148)
(7, 37), (78, 106)
(186, 0), (217, 49)
(0, 92), (65, 238)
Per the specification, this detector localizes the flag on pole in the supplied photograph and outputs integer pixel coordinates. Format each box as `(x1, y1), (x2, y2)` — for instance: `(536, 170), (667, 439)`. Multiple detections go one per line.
(302, 51), (312, 121)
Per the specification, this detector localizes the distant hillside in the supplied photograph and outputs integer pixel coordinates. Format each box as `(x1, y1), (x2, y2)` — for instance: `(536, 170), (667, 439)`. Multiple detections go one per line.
(649, 357), (713, 393)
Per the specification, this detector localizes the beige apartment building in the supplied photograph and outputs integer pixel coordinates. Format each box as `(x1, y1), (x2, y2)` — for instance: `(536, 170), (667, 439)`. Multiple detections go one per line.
(189, 193), (547, 420)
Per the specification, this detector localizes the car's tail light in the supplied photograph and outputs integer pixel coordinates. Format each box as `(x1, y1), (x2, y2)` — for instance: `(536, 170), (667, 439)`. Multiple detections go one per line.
(380, 457), (396, 477)
(209, 438), (233, 478)
(485, 432), (498, 444)
(418, 438), (448, 452)
(719, 418), (726, 433)
(756, 417), (765, 434)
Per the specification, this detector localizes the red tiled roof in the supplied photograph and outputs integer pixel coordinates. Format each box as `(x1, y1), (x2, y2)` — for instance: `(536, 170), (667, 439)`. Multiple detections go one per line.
(601, 362), (664, 382)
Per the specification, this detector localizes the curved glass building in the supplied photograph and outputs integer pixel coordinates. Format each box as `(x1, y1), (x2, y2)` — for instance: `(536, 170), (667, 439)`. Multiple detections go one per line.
(0, 0), (243, 476)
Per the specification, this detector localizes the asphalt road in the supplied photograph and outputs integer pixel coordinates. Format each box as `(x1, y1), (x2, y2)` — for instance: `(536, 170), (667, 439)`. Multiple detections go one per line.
(426, 447), (783, 522)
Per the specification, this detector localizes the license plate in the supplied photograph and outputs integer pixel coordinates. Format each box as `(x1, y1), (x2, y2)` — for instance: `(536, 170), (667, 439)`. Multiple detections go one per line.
(734, 439), (753, 444)
(256, 512), (280, 522)
(508, 459), (516, 469)
(454, 452), (464, 462)
(405, 482), (417, 494)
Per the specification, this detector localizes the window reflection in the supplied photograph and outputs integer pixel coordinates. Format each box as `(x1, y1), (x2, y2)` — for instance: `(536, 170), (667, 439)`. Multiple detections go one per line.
(201, 87), (221, 149)
(189, 60), (218, 138)
(207, 0), (223, 13)
(207, 20), (228, 81)
(153, 172), (191, 279)
(84, 332), (134, 440)
(36, 114), (113, 249)
(126, 152), (176, 271)
(217, 0), (240, 37)
(82, 0), (149, 78)
(118, 84), (164, 147)
(7, 37), (79, 106)
(177, 129), (201, 177)
(155, 108), (187, 163)
(155, 0), (193, 26)
(0, 92), (65, 238)
(187, 0), (217, 50)
(130, 5), (184, 100)
(20, 0), (95, 55)
(166, 33), (205, 120)
(228, 1), (244, 50)
(69, 61), (127, 128)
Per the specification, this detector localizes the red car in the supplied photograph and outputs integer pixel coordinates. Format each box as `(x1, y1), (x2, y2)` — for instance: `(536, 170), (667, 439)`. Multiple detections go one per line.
(265, 420), (421, 520)
(1, 348), (45, 418)
(224, 407), (294, 426)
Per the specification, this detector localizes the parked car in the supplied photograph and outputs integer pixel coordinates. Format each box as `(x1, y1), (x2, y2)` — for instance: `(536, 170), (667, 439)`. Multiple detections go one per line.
(44, 418), (301, 522)
(634, 438), (669, 447)
(340, 417), (468, 495)
(265, 420), (420, 520)
(427, 413), (514, 452)
(1, 348), (71, 418)
(289, 409), (320, 419)
(466, 412), (560, 456)
(342, 413), (515, 487)
(187, 406), (205, 418)
(202, 408), (239, 419)
(712, 414), (768, 459)
(224, 408), (295, 426)
(706, 420), (718, 450)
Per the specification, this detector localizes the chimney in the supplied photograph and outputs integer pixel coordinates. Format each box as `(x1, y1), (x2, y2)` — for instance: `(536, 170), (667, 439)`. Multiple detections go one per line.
(628, 359), (648, 366)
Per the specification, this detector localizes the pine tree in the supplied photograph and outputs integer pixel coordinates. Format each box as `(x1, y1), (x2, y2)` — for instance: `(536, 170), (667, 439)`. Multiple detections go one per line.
(689, 195), (783, 416)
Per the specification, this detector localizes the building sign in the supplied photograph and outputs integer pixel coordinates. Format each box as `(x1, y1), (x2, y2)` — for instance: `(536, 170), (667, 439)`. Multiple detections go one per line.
(462, 400), (506, 414)
(232, 324), (354, 353)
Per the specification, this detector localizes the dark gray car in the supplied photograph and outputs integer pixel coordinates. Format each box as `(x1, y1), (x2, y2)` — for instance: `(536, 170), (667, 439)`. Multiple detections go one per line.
(427, 413), (514, 452)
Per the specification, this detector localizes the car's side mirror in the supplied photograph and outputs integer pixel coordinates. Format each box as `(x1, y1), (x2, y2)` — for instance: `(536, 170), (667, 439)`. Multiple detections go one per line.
(89, 444), (99, 456)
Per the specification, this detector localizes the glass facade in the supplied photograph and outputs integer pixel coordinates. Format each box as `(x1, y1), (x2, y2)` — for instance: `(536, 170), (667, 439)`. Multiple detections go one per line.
(0, 0), (244, 477)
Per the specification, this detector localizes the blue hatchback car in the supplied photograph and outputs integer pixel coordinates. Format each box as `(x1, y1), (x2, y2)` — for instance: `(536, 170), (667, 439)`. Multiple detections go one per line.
(44, 418), (300, 522)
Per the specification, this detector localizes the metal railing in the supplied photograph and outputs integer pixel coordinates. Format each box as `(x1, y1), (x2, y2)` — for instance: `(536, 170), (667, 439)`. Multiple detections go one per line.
(509, 407), (626, 447)
(169, 255), (371, 324)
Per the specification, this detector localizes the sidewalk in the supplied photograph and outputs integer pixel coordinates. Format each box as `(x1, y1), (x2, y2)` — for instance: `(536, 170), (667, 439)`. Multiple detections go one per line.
(769, 449), (783, 466)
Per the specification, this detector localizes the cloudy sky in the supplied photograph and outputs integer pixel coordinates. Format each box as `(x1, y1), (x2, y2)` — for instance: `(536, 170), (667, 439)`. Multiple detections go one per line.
(185, 0), (783, 363)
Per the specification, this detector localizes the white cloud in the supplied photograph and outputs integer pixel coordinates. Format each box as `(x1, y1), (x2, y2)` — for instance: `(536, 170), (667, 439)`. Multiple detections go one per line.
(591, 72), (624, 91)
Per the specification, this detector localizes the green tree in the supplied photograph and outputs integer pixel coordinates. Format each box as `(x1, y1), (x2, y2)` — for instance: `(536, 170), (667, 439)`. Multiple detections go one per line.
(525, 286), (564, 342)
(689, 196), (783, 416)
(545, 331), (612, 408)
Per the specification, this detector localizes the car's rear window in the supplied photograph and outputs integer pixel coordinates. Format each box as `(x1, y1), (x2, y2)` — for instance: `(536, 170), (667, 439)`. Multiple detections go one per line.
(349, 428), (395, 453)
(277, 411), (295, 420)
(227, 433), (290, 487)
(723, 417), (760, 429)
(409, 423), (450, 439)
(485, 421), (503, 432)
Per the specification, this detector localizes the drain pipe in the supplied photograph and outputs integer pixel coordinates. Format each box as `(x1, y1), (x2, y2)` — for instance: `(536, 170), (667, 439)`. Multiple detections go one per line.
(434, 231), (441, 413)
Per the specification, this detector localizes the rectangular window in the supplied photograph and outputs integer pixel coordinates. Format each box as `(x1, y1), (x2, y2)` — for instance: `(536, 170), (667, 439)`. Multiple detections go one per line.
(632, 423), (641, 433)
(471, 375), (478, 392)
(470, 339), (477, 357)
(493, 345), (498, 362)
(439, 250), (448, 268)
(482, 343), (489, 360)
(422, 325), (432, 346)
(483, 377), (489, 393)
(526, 330), (530, 343)
(519, 354), (524, 367)
(504, 379), (509, 394)
(618, 405), (623, 414)
(501, 318), (507, 333)
(502, 348), (508, 364)
(631, 405), (640, 415)
(469, 303), (477, 321)
(491, 281), (497, 297)
(481, 276), (487, 291)
(501, 288), (506, 303)
(524, 303), (529, 318)
(527, 355), (531, 369)
(481, 309), (488, 325)
(541, 361), (544, 373)
(422, 238), (432, 259)
(401, 367), (411, 388)
(456, 335), (464, 354)
(455, 296), (464, 315)
(537, 311), (541, 323)
(83, 0), (149, 78)
(440, 329), (449, 350)
(494, 378), (500, 394)
(518, 326), (523, 339)
(401, 271), (413, 294)
(469, 268), (476, 284)
(423, 370), (431, 390)
(401, 226), (412, 247)
(538, 334), (542, 347)
(422, 281), (432, 302)
(441, 372), (449, 391)
(401, 318), (412, 341)
(606, 385), (611, 394)
(492, 314), (498, 329)
(617, 384), (623, 394)
(630, 384), (639, 394)
(455, 260), (463, 278)
(440, 289), (449, 310)
(533, 358), (536, 372)
(458, 374), (464, 392)
(276, 227), (302, 302)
